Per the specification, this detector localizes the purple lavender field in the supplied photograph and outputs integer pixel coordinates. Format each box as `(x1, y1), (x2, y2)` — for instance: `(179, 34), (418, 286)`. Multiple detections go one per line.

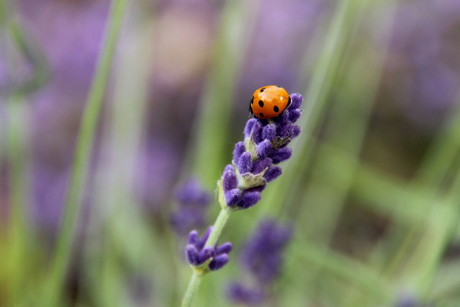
(1, 0), (460, 306)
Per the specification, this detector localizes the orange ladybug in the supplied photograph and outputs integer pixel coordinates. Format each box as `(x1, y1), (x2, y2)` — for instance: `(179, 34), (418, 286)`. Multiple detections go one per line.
(249, 85), (291, 119)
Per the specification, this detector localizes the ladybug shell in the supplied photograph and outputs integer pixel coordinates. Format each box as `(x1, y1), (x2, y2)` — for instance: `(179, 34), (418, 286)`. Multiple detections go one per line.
(249, 85), (291, 119)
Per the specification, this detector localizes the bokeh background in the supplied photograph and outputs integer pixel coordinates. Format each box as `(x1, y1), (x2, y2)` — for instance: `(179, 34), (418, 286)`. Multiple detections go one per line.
(1, 0), (460, 306)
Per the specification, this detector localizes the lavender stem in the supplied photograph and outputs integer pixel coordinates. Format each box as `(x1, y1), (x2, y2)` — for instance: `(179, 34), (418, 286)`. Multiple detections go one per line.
(181, 206), (231, 307)
(43, 0), (128, 304)
(204, 207), (231, 248)
(181, 273), (203, 307)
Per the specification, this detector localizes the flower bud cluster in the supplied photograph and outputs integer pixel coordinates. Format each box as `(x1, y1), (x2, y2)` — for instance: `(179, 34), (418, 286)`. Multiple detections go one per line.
(185, 227), (233, 273)
(220, 93), (303, 210)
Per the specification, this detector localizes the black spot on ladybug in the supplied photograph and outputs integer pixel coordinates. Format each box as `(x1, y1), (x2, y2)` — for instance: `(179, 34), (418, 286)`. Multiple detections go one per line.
(274, 106), (279, 112)
(260, 88), (266, 92)
(276, 85), (281, 88)
(259, 100), (264, 107)
(259, 112), (264, 117)
(287, 96), (291, 107)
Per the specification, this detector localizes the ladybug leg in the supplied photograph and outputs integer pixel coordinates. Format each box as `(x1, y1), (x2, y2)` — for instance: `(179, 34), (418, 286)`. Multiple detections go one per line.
(248, 108), (254, 118)
(287, 96), (292, 108)
(248, 96), (254, 114)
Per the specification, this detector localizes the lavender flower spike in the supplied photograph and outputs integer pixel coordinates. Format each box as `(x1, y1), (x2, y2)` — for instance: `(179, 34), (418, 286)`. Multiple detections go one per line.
(185, 227), (232, 273)
(182, 93), (302, 307)
(218, 93), (303, 210)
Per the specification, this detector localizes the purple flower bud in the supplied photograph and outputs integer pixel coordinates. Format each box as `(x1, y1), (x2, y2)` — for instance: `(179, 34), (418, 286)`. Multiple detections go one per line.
(226, 283), (265, 304)
(256, 140), (272, 159)
(199, 226), (213, 249)
(209, 254), (229, 271)
(198, 246), (214, 265)
(292, 125), (301, 139)
(185, 245), (200, 265)
(276, 124), (294, 139)
(224, 164), (235, 174)
(248, 185), (266, 194)
(262, 124), (276, 141)
(238, 152), (253, 174)
(215, 242), (233, 255)
(288, 109), (302, 123)
(222, 170), (238, 192)
(288, 93), (303, 110)
(206, 241), (233, 271)
(252, 157), (273, 175)
(233, 142), (246, 164)
(270, 147), (292, 164)
(251, 121), (263, 144)
(275, 109), (290, 125)
(244, 119), (257, 139)
(186, 245), (214, 266)
(188, 230), (200, 245)
(238, 191), (261, 209)
(225, 189), (242, 207)
(263, 166), (282, 182)
(258, 119), (269, 126)
(186, 227), (231, 268)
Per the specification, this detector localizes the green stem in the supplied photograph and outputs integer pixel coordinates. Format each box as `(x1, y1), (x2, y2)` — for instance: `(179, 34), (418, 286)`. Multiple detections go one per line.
(44, 0), (127, 305)
(6, 98), (29, 306)
(205, 207), (231, 248)
(181, 272), (203, 307)
(181, 207), (231, 307)
(2, 1), (33, 304)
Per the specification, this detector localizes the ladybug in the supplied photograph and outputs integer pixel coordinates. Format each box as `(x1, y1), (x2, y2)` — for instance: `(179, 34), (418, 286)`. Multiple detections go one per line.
(249, 85), (291, 119)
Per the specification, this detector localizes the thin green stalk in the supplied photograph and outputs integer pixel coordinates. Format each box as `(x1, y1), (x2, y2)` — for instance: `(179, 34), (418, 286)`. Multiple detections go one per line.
(181, 273), (203, 307)
(8, 20), (50, 94)
(414, 91), (460, 188)
(5, 97), (30, 306)
(390, 171), (460, 297)
(259, 0), (364, 216)
(404, 153), (460, 295)
(181, 206), (231, 307)
(1, 2), (33, 304)
(291, 238), (392, 303)
(204, 207), (231, 248)
(379, 91), (460, 282)
(44, 0), (127, 305)
(1, 0), (49, 95)
(352, 91), (460, 276)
